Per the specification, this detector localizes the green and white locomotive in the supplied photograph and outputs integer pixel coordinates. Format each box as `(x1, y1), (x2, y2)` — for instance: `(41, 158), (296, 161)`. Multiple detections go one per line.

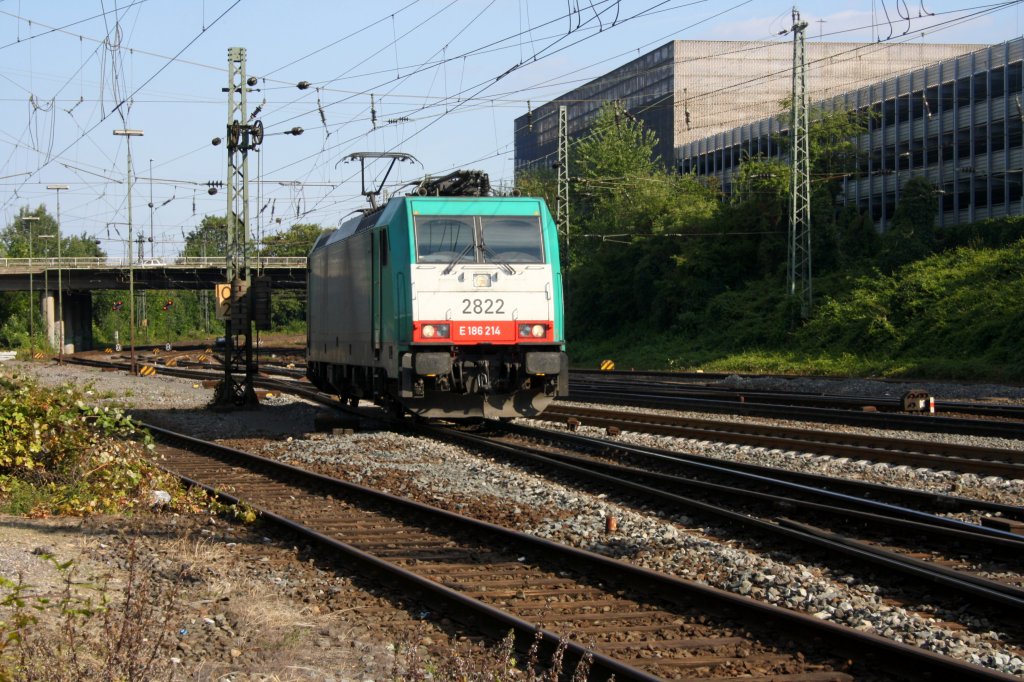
(306, 171), (568, 419)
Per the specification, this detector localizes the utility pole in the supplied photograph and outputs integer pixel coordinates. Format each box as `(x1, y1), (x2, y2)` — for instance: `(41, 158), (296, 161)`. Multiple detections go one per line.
(214, 46), (262, 407)
(788, 9), (812, 319)
(149, 158), (155, 259)
(113, 129), (143, 373)
(556, 105), (570, 258)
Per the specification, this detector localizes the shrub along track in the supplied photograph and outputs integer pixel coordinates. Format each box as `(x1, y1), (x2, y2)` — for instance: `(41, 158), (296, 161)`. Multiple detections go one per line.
(144, 423), (1015, 681)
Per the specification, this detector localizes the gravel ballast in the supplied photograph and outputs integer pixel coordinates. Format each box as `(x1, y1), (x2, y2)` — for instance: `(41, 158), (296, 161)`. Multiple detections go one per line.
(4, 359), (1024, 678)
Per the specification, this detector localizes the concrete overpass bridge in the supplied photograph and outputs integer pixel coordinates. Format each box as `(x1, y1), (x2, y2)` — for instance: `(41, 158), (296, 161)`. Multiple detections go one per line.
(0, 256), (307, 352)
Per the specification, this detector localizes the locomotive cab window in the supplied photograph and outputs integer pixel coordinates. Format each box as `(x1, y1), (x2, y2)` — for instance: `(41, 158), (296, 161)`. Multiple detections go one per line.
(414, 215), (544, 264)
(481, 216), (544, 263)
(415, 217), (474, 263)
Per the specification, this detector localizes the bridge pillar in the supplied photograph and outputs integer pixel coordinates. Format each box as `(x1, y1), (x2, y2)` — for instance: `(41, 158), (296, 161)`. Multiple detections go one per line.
(40, 291), (92, 353)
(42, 292), (57, 351)
(65, 292), (93, 353)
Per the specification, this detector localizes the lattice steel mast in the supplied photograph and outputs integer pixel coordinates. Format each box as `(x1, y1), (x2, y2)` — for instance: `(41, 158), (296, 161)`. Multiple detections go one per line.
(788, 10), (812, 318)
(556, 105), (570, 257)
(216, 47), (262, 407)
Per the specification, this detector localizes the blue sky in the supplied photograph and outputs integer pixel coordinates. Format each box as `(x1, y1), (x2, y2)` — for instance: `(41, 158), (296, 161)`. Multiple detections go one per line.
(1, 0), (1021, 260)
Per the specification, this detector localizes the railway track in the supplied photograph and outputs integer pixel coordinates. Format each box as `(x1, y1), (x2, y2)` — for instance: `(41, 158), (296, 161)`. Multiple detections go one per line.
(571, 370), (1024, 421)
(75, 348), (1024, 435)
(567, 381), (1024, 440)
(145, 423), (1015, 681)
(538, 404), (1024, 478)
(416, 420), (1024, 616)
(50, 352), (1024, 675)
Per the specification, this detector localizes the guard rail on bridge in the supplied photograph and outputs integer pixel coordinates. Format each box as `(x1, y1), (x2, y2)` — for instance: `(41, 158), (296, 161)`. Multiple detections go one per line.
(0, 256), (307, 270)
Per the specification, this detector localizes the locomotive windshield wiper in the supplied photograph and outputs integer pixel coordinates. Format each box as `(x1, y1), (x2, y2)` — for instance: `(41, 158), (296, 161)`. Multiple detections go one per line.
(480, 242), (516, 275)
(442, 242), (476, 275)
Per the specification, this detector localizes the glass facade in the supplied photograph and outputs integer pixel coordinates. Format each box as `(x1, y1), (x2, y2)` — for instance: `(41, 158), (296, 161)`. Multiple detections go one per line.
(514, 40), (978, 183)
(677, 39), (1024, 229)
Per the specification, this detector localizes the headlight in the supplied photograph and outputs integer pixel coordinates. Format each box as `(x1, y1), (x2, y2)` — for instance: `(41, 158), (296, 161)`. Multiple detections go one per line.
(422, 324), (450, 339)
(519, 323), (547, 338)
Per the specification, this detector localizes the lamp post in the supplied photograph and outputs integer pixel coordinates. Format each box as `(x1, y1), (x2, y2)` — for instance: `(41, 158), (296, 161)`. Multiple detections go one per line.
(46, 184), (69, 362)
(114, 129), (143, 375)
(20, 216), (39, 358)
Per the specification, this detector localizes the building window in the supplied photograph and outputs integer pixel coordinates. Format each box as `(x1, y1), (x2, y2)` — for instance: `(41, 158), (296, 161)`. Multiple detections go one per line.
(992, 178), (1006, 206)
(1010, 118), (1023, 149)
(941, 132), (956, 162)
(883, 99), (896, 126)
(958, 184), (972, 211)
(924, 86), (938, 116)
(1009, 173), (1024, 207)
(896, 95), (909, 122)
(973, 73), (988, 100)
(991, 120), (1006, 153)
(942, 184), (956, 212)
(973, 124), (988, 156)
(910, 90), (923, 120)
(956, 77), (971, 107)
(939, 81), (955, 110)
(957, 128), (972, 159)
(1008, 61), (1023, 95)
(974, 179), (988, 209)
(990, 66), (1005, 99)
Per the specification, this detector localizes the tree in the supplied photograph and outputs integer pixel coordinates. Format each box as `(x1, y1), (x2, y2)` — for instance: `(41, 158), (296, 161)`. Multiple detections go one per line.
(259, 222), (327, 331)
(880, 176), (940, 270)
(573, 102), (662, 243)
(514, 167), (557, 209)
(575, 102), (661, 179)
(0, 205), (104, 259)
(181, 215), (227, 259)
(722, 157), (790, 278)
(555, 102), (721, 336)
(260, 222), (328, 258)
(836, 206), (880, 265)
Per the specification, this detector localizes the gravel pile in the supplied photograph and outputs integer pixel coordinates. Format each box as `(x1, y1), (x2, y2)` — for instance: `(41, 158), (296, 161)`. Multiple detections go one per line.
(5, 359), (1024, 677)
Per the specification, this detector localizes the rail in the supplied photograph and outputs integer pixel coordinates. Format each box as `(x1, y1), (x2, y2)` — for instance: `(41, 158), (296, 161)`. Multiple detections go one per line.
(0, 256), (307, 270)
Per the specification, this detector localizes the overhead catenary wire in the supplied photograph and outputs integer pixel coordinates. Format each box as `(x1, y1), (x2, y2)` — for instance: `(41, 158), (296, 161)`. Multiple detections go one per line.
(0, 1), (244, 213)
(513, 0), (1024, 172)
(293, 0), (647, 217)
(0, 1), (1020, 242)
(273, 0), (736, 217)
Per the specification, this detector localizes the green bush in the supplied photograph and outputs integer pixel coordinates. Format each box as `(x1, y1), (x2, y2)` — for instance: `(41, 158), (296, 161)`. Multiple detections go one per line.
(0, 372), (207, 516)
(568, 237), (1024, 381)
